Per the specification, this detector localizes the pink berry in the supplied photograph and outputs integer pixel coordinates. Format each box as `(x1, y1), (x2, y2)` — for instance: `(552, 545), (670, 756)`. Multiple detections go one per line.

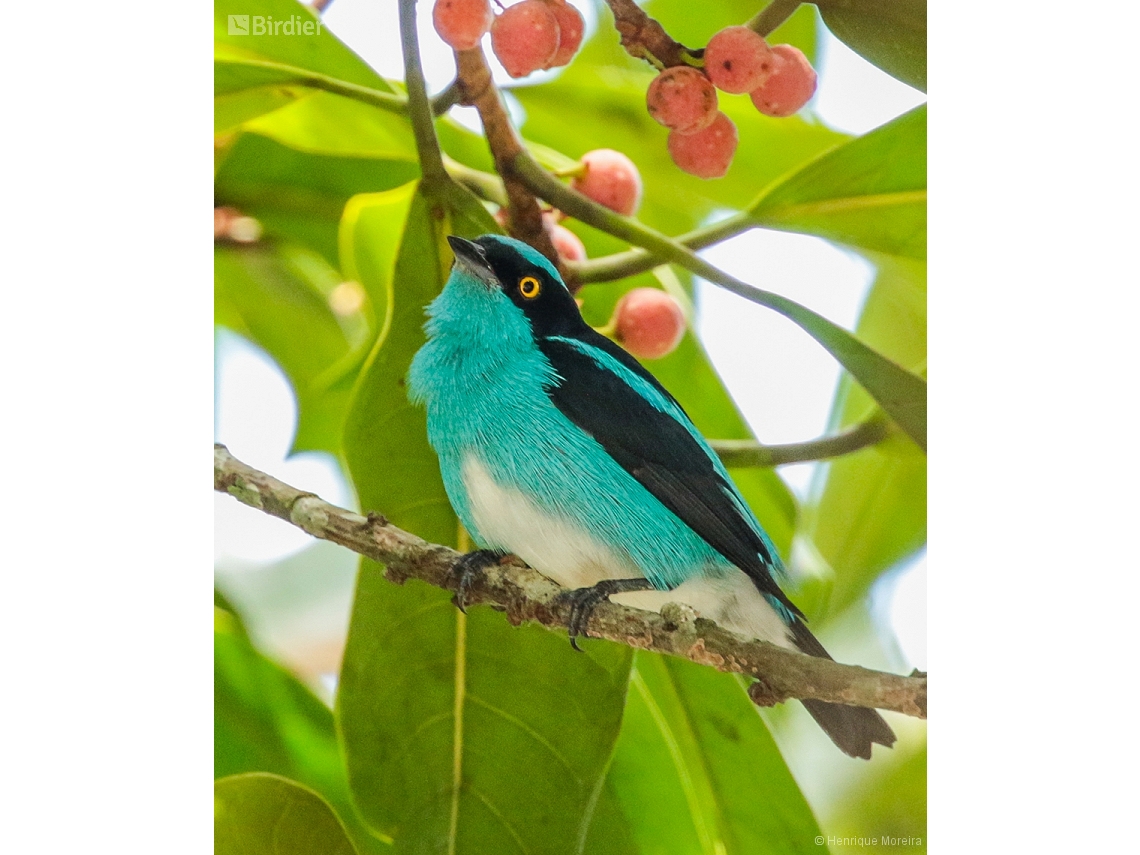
(749, 44), (817, 117)
(570, 149), (643, 216)
(545, 1), (585, 68)
(645, 66), (718, 134)
(614, 288), (686, 360)
(549, 222), (586, 261)
(432, 0), (493, 51)
(703, 26), (774, 95)
(667, 111), (737, 179)
(490, 1), (561, 79)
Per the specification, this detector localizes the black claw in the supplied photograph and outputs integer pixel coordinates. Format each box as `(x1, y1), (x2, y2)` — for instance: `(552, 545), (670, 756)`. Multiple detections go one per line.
(450, 549), (508, 612)
(556, 577), (657, 651)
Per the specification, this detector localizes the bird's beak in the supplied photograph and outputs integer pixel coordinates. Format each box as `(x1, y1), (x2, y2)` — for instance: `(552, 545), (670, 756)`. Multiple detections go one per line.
(447, 236), (499, 290)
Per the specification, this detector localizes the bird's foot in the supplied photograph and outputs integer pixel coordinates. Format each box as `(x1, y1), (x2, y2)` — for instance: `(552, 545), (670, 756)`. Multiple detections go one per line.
(450, 549), (509, 612)
(555, 578), (655, 652)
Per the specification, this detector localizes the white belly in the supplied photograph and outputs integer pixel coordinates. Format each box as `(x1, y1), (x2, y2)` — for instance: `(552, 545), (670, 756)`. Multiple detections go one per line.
(462, 455), (638, 590)
(462, 455), (796, 650)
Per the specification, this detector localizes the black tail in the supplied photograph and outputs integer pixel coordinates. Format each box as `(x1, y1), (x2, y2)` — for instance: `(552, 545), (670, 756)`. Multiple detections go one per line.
(789, 619), (897, 760)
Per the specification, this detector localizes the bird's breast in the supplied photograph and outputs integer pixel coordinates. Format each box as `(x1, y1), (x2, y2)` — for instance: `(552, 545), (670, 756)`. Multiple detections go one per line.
(460, 454), (640, 591)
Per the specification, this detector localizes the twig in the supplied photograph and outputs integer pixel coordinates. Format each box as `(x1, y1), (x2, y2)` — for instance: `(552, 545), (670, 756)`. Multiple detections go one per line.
(712, 417), (892, 467)
(431, 80), (463, 116)
(216, 58), (407, 113)
(566, 212), (753, 286)
(748, 0), (802, 37)
(400, 0), (447, 187)
(601, 0), (700, 69)
(214, 444), (927, 719)
(443, 157), (509, 207)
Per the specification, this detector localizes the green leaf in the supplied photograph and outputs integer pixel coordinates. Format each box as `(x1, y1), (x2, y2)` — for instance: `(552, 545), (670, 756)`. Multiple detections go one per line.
(337, 184), (634, 852)
(603, 654), (822, 854)
(214, 0), (390, 91)
(828, 741), (927, 853)
(816, 0), (927, 92)
(214, 241), (364, 455)
(750, 105), (927, 260)
(215, 80), (305, 134)
(215, 587), (250, 638)
(582, 781), (641, 855)
(215, 619), (388, 854)
(738, 285), (926, 454)
(800, 254), (926, 619)
(337, 182), (419, 356)
(641, 0), (820, 63)
(238, 92), (417, 160)
(215, 131), (421, 268)
(215, 773), (359, 855)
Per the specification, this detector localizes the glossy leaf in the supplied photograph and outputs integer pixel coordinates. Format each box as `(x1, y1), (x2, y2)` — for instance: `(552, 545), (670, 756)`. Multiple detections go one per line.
(215, 773), (359, 855)
(214, 0), (390, 90)
(214, 241), (364, 455)
(214, 123), (421, 268)
(816, 0), (927, 92)
(215, 80), (305, 134)
(240, 92), (417, 160)
(337, 184), (635, 852)
(214, 615), (388, 854)
(602, 653), (822, 854)
(750, 105), (927, 260)
(800, 253), (927, 619)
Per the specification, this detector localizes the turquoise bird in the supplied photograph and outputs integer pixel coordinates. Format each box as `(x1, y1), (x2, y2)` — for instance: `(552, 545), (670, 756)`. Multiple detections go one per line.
(408, 234), (896, 759)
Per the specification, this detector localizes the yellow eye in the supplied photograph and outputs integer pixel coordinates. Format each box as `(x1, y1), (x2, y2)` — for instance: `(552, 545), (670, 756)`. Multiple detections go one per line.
(519, 276), (541, 299)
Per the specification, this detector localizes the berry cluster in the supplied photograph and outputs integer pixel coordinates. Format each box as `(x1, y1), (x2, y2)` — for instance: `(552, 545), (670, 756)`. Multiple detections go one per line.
(649, 27), (817, 178)
(432, 0), (585, 78)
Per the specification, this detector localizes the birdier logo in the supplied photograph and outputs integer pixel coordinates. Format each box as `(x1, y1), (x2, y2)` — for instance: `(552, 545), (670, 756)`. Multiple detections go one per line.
(227, 14), (323, 36)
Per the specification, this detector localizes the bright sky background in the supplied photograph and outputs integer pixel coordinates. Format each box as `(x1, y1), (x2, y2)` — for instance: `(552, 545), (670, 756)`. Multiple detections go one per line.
(214, 1), (927, 669)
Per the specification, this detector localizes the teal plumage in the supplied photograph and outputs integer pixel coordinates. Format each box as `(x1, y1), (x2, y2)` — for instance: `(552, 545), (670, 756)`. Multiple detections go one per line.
(407, 234), (896, 759)
(410, 270), (739, 592)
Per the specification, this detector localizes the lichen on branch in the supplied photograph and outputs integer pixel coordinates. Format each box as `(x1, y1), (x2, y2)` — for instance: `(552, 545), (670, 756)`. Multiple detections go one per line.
(214, 443), (927, 719)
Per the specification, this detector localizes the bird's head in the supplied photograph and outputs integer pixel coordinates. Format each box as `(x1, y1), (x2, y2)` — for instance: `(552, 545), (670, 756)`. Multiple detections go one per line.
(445, 234), (583, 338)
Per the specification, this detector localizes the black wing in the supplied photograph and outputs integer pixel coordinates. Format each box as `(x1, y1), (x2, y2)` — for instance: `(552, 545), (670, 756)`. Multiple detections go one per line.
(537, 332), (802, 619)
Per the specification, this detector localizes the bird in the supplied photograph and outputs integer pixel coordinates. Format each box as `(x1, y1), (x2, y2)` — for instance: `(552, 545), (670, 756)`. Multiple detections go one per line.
(407, 233), (896, 759)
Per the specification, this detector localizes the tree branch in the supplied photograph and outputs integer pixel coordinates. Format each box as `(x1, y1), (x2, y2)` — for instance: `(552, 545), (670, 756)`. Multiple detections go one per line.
(214, 444), (926, 719)
(601, 0), (701, 69)
(453, 47), (560, 267)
